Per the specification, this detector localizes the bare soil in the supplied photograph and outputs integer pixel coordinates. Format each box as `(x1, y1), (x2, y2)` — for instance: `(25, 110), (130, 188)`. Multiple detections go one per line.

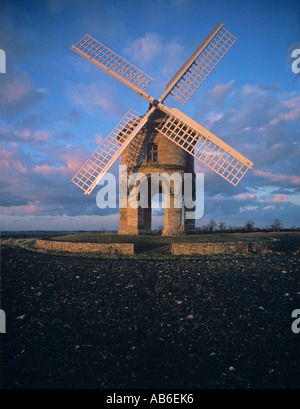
(1, 232), (300, 389)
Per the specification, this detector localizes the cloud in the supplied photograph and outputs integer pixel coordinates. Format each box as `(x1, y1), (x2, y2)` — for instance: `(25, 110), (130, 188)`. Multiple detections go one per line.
(189, 79), (300, 228)
(32, 164), (64, 176)
(124, 33), (184, 82)
(0, 134), (122, 227)
(24, 203), (39, 214)
(0, 67), (47, 119)
(234, 193), (256, 201)
(271, 194), (288, 203)
(1, 128), (53, 144)
(254, 170), (300, 187)
(239, 205), (258, 213)
(281, 95), (300, 121)
(125, 33), (162, 63)
(95, 134), (104, 144)
(67, 83), (124, 117)
(0, 142), (83, 208)
(207, 82), (234, 109)
(0, 147), (27, 174)
(196, 81), (300, 184)
(1, 32), (299, 230)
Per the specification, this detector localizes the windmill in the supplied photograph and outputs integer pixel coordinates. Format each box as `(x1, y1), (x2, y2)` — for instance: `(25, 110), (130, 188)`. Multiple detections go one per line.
(70, 23), (253, 235)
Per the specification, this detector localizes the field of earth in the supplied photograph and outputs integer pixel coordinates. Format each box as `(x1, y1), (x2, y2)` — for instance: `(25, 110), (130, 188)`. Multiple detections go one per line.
(1, 231), (300, 389)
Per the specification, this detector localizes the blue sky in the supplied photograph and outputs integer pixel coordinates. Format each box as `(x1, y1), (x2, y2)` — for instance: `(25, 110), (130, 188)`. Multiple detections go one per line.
(0, 0), (299, 231)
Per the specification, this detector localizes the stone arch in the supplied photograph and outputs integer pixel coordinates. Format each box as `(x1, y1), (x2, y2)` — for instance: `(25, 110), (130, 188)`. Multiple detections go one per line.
(118, 113), (196, 235)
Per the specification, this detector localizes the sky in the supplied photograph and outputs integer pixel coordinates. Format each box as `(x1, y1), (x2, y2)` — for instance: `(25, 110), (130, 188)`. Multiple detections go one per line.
(0, 0), (299, 231)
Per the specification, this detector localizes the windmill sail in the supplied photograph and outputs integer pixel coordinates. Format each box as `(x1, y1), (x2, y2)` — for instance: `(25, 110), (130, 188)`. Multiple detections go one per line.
(71, 34), (156, 98)
(156, 108), (253, 186)
(72, 107), (155, 195)
(71, 24), (253, 195)
(160, 23), (237, 106)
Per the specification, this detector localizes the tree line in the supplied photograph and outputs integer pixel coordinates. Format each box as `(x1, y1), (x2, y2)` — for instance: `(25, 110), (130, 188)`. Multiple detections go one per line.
(196, 218), (298, 233)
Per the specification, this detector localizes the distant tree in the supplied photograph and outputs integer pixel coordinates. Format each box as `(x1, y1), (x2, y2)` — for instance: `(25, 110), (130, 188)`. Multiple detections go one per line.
(156, 224), (164, 234)
(208, 219), (217, 232)
(200, 224), (209, 232)
(270, 218), (283, 232)
(218, 221), (226, 232)
(245, 220), (255, 232)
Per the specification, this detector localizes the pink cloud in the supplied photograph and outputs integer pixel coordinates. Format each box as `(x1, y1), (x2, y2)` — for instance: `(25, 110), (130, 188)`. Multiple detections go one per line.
(1, 127), (53, 143)
(59, 149), (89, 173)
(281, 96), (300, 121)
(264, 194), (288, 204)
(0, 149), (27, 173)
(32, 130), (53, 142)
(1, 204), (36, 216)
(68, 83), (123, 117)
(95, 134), (103, 144)
(0, 67), (46, 117)
(25, 203), (39, 214)
(14, 129), (31, 140)
(1, 207), (13, 215)
(32, 163), (74, 177)
(272, 194), (287, 203)
(66, 158), (82, 172)
(15, 129), (52, 143)
(0, 75), (33, 104)
(234, 193), (255, 200)
(1, 202), (40, 216)
(254, 169), (300, 186)
(208, 82), (233, 105)
(32, 164), (56, 175)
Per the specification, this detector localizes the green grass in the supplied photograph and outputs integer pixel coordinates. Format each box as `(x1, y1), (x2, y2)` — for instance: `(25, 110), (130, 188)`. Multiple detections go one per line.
(4, 231), (299, 260)
(52, 231), (271, 244)
(50, 231), (300, 258)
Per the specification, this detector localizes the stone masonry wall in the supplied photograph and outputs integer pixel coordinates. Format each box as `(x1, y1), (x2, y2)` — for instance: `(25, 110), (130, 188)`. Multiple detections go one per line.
(35, 240), (134, 255)
(172, 242), (268, 255)
(35, 239), (271, 256)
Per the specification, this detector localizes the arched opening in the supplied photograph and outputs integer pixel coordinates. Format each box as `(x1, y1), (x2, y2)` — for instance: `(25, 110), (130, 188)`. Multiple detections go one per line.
(119, 171), (194, 236)
(151, 193), (165, 234)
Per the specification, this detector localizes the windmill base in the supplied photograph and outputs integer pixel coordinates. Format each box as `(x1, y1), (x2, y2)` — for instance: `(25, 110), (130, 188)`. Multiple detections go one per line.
(117, 229), (194, 236)
(118, 228), (152, 236)
(118, 193), (196, 236)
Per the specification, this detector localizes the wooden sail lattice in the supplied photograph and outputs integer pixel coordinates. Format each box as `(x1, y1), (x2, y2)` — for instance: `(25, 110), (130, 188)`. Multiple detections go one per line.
(162, 24), (237, 106)
(72, 109), (147, 194)
(70, 24), (253, 195)
(156, 109), (253, 186)
(72, 34), (156, 93)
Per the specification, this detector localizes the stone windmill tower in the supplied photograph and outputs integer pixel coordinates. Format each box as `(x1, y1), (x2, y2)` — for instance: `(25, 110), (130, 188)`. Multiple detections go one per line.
(70, 23), (253, 235)
(119, 109), (196, 235)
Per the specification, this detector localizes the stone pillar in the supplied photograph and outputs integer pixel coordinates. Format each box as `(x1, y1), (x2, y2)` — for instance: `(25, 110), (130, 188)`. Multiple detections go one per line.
(118, 181), (152, 235)
(162, 194), (182, 236)
(183, 171), (196, 234)
(119, 208), (128, 234)
(184, 204), (196, 233)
